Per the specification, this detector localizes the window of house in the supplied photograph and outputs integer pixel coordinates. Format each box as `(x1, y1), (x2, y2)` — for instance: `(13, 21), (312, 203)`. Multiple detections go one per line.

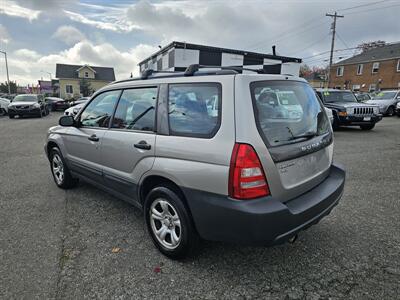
(369, 84), (377, 92)
(336, 66), (344, 76)
(168, 83), (222, 138)
(397, 59), (400, 72)
(80, 90), (121, 128)
(84, 71), (89, 78)
(372, 62), (379, 74)
(357, 64), (363, 75)
(66, 85), (73, 94)
(352, 85), (361, 91)
(111, 87), (157, 131)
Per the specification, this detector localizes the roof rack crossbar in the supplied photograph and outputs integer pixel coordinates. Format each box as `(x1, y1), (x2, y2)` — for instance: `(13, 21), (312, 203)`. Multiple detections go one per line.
(184, 64), (267, 76)
(140, 69), (177, 79)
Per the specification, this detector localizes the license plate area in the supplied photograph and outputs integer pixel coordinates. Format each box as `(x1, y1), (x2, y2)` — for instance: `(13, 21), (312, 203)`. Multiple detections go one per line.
(363, 117), (371, 121)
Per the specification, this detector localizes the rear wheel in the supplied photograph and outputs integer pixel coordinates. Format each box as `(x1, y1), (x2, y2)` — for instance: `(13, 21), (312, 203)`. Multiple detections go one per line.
(0, 108), (6, 116)
(9, 114), (14, 119)
(49, 147), (78, 189)
(144, 185), (199, 259)
(360, 124), (375, 130)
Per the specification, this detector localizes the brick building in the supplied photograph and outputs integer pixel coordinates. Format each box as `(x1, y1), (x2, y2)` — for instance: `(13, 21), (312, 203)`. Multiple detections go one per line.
(329, 42), (400, 92)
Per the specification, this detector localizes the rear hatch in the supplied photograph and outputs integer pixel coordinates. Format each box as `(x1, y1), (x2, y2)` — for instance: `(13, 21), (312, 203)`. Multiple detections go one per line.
(234, 75), (333, 202)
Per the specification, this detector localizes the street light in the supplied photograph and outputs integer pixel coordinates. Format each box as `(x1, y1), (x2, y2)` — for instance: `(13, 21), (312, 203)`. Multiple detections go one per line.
(40, 70), (52, 80)
(0, 50), (11, 95)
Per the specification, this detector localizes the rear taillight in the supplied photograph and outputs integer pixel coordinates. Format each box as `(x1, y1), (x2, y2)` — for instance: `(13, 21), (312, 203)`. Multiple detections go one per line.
(228, 143), (270, 200)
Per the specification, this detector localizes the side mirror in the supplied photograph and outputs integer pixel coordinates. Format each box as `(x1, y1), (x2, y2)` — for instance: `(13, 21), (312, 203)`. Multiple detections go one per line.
(59, 115), (75, 127)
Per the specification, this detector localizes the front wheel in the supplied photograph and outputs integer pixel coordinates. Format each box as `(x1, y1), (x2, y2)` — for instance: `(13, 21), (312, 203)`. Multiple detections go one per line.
(9, 114), (15, 119)
(360, 124), (375, 130)
(386, 106), (394, 116)
(49, 147), (78, 189)
(0, 108), (6, 116)
(144, 185), (199, 259)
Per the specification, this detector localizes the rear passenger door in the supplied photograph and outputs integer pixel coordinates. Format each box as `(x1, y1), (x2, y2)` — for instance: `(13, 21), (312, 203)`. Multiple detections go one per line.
(100, 87), (158, 202)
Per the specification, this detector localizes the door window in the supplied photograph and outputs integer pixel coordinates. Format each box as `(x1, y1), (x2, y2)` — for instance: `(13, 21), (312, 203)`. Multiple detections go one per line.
(80, 90), (121, 128)
(168, 83), (221, 138)
(111, 87), (157, 131)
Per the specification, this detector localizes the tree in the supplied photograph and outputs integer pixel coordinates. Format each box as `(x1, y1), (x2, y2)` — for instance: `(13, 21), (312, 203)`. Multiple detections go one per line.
(79, 78), (92, 97)
(0, 81), (17, 94)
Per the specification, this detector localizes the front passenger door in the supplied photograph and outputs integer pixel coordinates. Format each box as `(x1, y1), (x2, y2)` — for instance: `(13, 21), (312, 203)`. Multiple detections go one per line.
(63, 90), (121, 182)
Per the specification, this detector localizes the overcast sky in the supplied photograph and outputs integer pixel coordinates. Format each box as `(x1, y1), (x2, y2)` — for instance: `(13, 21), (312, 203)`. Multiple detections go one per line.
(0, 0), (399, 85)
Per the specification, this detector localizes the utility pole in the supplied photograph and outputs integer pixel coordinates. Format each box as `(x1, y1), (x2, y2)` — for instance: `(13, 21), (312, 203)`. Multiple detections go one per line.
(326, 12), (343, 87)
(0, 50), (11, 95)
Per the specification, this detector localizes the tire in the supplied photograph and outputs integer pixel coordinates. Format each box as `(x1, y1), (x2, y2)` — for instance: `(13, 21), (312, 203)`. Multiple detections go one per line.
(38, 109), (43, 118)
(144, 185), (199, 259)
(49, 147), (78, 189)
(9, 114), (14, 119)
(386, 106), (394, 116)
(0, 108), (6, 116)
(360, 124), (375, 130)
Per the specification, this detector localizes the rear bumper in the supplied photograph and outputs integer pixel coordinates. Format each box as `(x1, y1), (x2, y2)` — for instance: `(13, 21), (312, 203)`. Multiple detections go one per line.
(337, 114), (382, 126)
(184, 163), (345, 245)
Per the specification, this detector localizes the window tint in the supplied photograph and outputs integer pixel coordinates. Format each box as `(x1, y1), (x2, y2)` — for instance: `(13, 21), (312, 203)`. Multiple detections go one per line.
(111, 87), (157, 131)
(168, 83), (221, 137)
(80, 90), (120, 128)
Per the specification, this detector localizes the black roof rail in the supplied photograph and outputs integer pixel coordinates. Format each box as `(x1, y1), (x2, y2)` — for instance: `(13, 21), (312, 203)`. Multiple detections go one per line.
(184, 64), (267, 76)
(140, 69), (177, 79)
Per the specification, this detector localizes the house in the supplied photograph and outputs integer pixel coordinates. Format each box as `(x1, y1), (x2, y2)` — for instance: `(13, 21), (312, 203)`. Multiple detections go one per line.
(55, 64), (115, 99)
(138, 41), (302, 76)
(329, 42), (400, 92)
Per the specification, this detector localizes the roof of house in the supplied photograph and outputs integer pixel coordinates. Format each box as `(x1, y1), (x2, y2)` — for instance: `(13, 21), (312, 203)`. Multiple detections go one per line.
(56, 64), (115, 81)
(334, 42), (400, 66)
(138, 41), (302, 66)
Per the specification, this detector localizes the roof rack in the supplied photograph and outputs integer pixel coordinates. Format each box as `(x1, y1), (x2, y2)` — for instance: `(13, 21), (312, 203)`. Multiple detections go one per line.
(112, 64), (281, 85)
(183, 64), (266, 76)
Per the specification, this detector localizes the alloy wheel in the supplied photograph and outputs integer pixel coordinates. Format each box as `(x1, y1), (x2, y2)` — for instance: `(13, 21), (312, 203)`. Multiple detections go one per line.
(149, 199), (182, 250)
(52, 154), (64, 185)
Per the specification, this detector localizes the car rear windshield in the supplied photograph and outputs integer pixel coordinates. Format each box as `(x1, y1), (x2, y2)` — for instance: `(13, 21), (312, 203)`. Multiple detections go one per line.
(322, 91), (357, 103)
(13, 95), (38, 102)
(371, 91), (397, 100)
(251, 81), (330, 147)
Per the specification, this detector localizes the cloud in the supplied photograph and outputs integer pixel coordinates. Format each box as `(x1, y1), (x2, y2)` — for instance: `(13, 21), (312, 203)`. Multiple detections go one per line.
(0, 25), (10, 44)
(52, 26), (86, 45)
(0, 0), (40, 21)
(7, 41), (158, 85)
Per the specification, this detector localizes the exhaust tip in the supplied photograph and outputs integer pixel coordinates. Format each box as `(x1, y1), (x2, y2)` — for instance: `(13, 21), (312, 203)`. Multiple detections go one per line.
(288, 234), (298, 244)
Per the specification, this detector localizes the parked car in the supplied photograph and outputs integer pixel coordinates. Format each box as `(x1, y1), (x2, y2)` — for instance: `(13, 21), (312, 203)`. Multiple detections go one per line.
(316, 89), (381, 130)
(8, 94), (49, 118)
(354, 92), (371, 102)
(64, 102), (85, 116)
(0, 97), (10, 115)
(45, 97), (70, 111)
(70, 98), (90, 107)
(365, 90), (400, 116)
(324, 107), (334, 124)
(45, 67), (345, 258)
(396, 102), (400, 117)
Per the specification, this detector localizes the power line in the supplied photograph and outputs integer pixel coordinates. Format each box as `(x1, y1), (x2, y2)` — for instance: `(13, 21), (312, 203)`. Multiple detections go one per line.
(337, 0), (391, 12)
(335, 31), (350, 48)
(286, 33), (330, 56)
(345, 3), (400, 15)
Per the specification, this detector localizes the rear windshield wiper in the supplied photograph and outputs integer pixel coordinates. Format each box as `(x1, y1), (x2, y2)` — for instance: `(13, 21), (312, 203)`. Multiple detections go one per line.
(287, 132), (317, 141)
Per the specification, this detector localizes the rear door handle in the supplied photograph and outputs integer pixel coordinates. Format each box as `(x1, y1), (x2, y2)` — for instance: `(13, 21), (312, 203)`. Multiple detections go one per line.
(134, 140), (151, 150)
(88, 134), (99, 142)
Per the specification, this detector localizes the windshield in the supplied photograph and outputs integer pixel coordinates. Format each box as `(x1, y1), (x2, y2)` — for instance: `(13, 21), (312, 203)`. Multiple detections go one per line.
(322, 91), (357, 103)
(251, 81), (330, 147)
(13, 95), (38, 102)
(371, 91), (397, 100)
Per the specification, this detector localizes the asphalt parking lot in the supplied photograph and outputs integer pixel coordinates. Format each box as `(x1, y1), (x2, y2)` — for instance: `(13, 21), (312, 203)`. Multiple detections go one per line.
(1, 112), (399, 299)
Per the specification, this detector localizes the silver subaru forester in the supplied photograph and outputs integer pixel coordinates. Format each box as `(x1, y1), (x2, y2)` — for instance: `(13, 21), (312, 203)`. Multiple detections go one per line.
(45, 66), (345, 259)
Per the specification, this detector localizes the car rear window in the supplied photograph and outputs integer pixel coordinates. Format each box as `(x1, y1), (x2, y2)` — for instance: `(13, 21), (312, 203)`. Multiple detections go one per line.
(168, 83), (221, 138)
(251, 80), (330, 147)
